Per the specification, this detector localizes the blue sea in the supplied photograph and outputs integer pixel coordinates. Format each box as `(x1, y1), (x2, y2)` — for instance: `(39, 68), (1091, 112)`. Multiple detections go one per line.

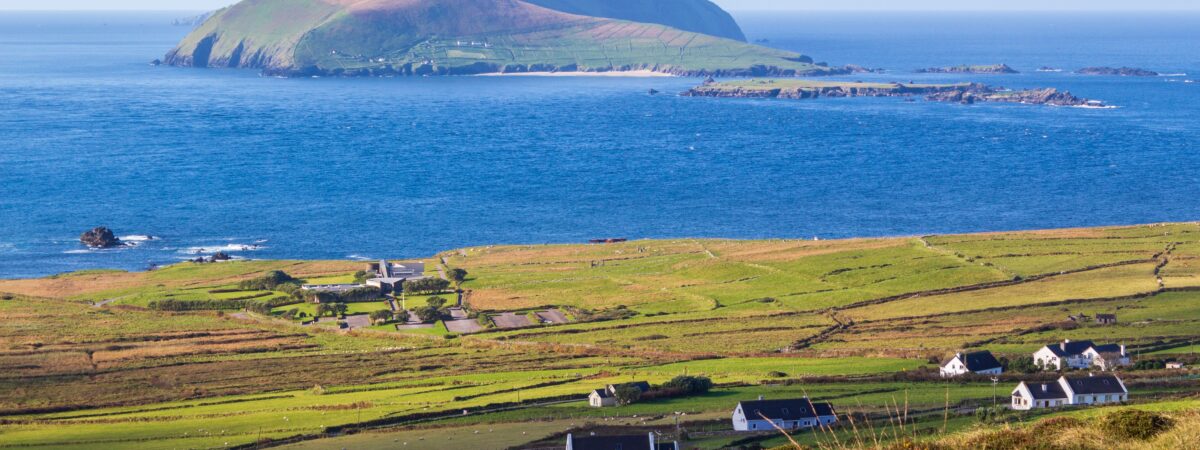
(1, 11), (1199, 278)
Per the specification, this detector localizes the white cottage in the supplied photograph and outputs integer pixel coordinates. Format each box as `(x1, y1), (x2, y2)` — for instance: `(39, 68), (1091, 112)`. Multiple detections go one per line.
(1011, 374), (1127, 411)
(1033, 340), (1129, 371)
(732, 397), (837, 432)
(940, 351), (1004, 377)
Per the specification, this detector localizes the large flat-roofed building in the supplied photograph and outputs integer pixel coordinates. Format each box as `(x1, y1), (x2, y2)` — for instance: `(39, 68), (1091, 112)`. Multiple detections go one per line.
(366, 260), (427, 294)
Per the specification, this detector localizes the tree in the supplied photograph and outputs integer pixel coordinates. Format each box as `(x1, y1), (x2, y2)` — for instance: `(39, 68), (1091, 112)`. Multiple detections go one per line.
(426, 296), (448, 309)
(448, 268), (468, 288)
(404, 278), (451, 295)
(413, 306), (444, 323)
(1005, 356), (1039, 374)
(281, 308), (299, 320)
(613, 385), (642, 406)
(352, 270), (369, 283)
(394, 309), (410, 323)
(369, 309), (393, 324)
(333, 303), (348, 317)
(663, 375), (713, 395)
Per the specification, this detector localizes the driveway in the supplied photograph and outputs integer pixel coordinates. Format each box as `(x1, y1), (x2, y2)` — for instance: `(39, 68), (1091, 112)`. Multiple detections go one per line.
(535, 309), (569, 324)
(445, 318), (484, 334)
(491, 312), (532, 329)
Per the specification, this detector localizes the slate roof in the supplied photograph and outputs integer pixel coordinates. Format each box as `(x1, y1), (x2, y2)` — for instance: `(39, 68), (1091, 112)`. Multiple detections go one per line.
(738, 399), (836, 420)
(1063, 375), (1126, 395)
(954, 351), (1003, 371)
(1090, 344), (1123, 354)
(611, 381), (651, 393)
(570, 434), (652, 450)
(591, 389), (611, 399)
(1018, 382), (1068, 400)
(1043, 340), (1097, 357)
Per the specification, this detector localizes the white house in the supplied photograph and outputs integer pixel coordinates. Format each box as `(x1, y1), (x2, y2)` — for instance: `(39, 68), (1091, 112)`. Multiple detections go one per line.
(941, 350), (1004, 377)
(566, 432), (678, 450)
(588, 388), (615, 407)
(588, 381), (650, 408)
(1033, 340), (1129, 371)
(732, 397), (837, 432)
(1011, 374), (1127, 411)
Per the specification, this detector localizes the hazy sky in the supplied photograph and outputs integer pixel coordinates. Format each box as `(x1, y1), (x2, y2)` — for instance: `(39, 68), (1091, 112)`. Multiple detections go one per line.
(0, 0), (1197, 11)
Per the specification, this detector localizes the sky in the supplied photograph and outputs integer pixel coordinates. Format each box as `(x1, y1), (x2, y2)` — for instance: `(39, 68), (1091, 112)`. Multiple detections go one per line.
(0, 0), (1197, 11)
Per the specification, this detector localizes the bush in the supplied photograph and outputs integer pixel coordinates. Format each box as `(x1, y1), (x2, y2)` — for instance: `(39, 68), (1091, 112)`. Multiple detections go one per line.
(238, 271), (297, 291)
(413, 306), (448, 323)
(149, 299), (248, 311)
(612, 384), (642, 406)
(766, 371), (788, 378)
(403, 278), (451, 295)
(1100, 409), (1174, 440)
(662, 375), (713, 395)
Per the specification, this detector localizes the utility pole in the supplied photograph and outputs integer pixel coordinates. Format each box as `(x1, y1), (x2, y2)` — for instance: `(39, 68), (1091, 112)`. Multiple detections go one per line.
(991, 377), (999, 407)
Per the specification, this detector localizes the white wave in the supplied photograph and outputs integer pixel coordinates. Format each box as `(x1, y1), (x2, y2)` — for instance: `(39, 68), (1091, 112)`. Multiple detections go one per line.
(179, 243), (266, 254)
(346, 254), (373, 261)
(120, 235), (157, 242)
(63, 249), (92, 254)
(1160, 73), (1188, 77)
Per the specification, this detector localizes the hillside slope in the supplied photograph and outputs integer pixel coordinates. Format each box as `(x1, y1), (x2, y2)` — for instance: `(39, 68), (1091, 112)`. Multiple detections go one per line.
(164, 0), (834, 77)
(523, 0), (746, 41)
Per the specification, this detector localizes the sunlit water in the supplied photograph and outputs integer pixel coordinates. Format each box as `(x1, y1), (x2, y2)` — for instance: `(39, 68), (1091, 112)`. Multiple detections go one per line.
(1, 11), (1198, 278)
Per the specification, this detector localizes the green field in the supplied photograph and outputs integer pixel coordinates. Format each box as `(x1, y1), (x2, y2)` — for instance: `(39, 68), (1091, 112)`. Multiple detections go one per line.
(3, 222), (1200, 449)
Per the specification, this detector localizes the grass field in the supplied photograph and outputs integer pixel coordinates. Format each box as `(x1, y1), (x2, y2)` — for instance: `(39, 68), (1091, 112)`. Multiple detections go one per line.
(4, 222), (1200, 449)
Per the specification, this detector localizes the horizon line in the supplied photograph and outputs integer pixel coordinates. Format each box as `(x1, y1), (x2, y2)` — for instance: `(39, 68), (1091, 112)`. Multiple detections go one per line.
(2, 8), (1200, 12)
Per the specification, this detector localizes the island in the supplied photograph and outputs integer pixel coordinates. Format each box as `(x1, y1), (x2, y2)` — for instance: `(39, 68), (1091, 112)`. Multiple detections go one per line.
(681, 79), (1107, 107)
(1077, 67), (1160, 77)
(916, 64), (1018, 74)
(164, 0), (857, 77)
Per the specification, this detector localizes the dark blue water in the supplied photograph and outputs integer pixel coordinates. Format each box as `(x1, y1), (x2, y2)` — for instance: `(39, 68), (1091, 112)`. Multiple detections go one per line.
(2, 11), (1199, 278)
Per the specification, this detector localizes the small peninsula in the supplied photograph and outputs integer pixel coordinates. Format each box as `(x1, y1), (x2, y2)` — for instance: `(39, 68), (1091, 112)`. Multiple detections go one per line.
(164, 0), (853, 77)
(682, 79), (1107, 107)
(1077, 67), (1160, 77)
(916, 64), (1019, 74)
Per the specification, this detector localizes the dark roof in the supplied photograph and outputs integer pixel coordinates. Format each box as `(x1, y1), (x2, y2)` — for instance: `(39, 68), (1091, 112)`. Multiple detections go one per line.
(1096, 314), (1117, 320)
(1044, 340), (1096, 357)
(1091, 344), (1123, 354)
(1063, 375), (1126, 395)
(958, 351), (1003, 372)
(1020, 382), (1068, 400)
(570, 434), (652, 450)
(611, 381), (651, 392)
(738, 399), (836, 421)
(591, 389), (611, 398)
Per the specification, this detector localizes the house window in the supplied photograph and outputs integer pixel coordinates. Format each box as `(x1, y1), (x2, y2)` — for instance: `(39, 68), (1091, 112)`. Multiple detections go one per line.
(751, 424), (757, 430)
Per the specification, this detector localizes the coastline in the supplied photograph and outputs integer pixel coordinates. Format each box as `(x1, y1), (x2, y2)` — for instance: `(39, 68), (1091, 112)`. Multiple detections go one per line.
(474, 70), (675, 78)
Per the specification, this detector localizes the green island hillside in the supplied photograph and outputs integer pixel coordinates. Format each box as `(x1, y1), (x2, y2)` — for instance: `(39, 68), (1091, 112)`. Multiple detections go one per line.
(2, 223), (1200, 449)
(162, 0), (840, 77)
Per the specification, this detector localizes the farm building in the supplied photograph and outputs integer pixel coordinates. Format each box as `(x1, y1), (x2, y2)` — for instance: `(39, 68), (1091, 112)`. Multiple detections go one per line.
(1096, 314), (1118, 325)
(1167, 361), (1186, 370)
(1011, 374), (1127, 411)
(940, 351), (1003, 377)
(731, 397), (837, 432)
(1033, 340), (1129, 371)
(565, 432), (678, 450)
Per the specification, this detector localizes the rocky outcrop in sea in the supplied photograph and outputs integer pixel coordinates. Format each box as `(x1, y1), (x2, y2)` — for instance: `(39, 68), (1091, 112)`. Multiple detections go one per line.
(917, 64), (1018, 74)
(1077, 67), (1159, 77)
(80, 227), (124, 248)
(682, 82), (1106, 107)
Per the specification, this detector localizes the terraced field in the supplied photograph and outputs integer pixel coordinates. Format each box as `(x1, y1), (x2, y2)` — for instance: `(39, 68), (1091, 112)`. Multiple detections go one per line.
(3, 222), (1200, 449)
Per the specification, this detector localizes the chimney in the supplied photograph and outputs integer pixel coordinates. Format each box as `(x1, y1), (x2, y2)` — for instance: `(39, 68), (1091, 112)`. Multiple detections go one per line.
(1061, 339), (1070, 351)
(1041, 384), (1048, 392)
(1120, 344), (1126, 355)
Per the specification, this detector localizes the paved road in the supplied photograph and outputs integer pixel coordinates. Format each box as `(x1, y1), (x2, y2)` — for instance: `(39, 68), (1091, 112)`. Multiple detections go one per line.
(535, 309), (569, 324)
(491, 312), (532, 329)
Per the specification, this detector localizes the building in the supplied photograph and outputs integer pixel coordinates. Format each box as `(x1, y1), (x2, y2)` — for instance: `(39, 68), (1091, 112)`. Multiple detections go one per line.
(1033, 340), (1129, 371)
(589, 382), (651, 407)
(588, 388), (616, 407)
(1096, 314), (1118, 325)
(565, 433), (678, 450)
(1011, 374), (1128, 411)
(940, 350), (1004, 377)
(366, 259), (427, 294)
(731, 397), (837, 432)
(1167, 361), (1186, 370)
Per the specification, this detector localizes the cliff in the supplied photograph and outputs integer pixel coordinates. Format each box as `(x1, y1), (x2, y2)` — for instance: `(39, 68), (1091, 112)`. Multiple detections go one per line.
(164, 0), (828, 77)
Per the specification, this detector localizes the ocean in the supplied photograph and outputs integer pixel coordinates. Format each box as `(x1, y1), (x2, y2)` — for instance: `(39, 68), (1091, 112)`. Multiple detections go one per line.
(1, 11), (1198, 278)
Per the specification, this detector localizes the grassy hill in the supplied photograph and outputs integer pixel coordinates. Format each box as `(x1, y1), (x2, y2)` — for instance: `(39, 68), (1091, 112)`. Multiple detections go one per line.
(164, 0), (834, 77)
(3, 222), (1200, 449)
